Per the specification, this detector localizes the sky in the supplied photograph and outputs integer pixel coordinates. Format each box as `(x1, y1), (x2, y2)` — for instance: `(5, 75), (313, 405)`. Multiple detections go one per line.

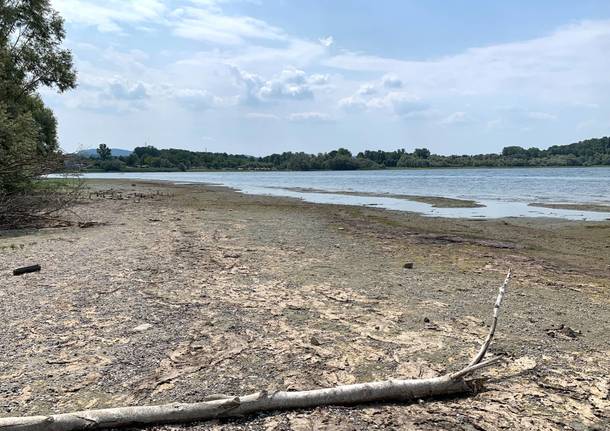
(43, 0), (610, 155)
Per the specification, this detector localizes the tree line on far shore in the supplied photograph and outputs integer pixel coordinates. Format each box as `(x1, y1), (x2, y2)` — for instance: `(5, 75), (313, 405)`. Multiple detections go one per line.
(82, 137), (610, 172)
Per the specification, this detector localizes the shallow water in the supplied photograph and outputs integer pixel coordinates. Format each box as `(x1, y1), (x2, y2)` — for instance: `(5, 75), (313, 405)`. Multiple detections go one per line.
(77, 167), (610, 220)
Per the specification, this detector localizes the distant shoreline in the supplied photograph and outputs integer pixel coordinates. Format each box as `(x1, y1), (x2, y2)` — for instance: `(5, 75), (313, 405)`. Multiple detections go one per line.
(77, 164), (610, 174)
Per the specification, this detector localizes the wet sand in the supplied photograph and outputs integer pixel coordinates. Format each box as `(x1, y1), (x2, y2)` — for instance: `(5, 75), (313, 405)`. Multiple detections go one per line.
(529, 202), (610, 213)
(268, 187), (484, 208)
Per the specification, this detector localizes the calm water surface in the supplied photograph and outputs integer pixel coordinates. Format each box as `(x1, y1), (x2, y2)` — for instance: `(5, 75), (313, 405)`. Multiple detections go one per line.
(80, 167), (610, 220)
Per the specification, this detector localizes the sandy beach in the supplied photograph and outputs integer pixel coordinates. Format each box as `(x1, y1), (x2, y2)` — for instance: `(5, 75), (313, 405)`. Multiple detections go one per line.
(1, 180), (609, 430)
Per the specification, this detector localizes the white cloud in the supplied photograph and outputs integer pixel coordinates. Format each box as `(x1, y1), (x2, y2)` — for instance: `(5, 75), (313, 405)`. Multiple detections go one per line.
(106, 81), (149, 100)
(52, 0), (167, 32)
(233, 66), (329, 104)
(357, 84), (377, 96)
(338, 96), (368, 113)
(173, 88), (221, 110)
(381, 92), (429, 117)
(170, 6), (285, 45)
(526, 111), (557, 121)
(494, 106), (558, 124)
(381, 74), (403, 89)
(324, 20), (610, 104)
(47, 1), (610, 154)
(308, 74), (330, 85)
(440, 111), (471, 125)
(288, 112), (334, 123)
(54, 0), (284, 45)
(340, 85), (429, 118)
(486, 118), (505, 130)
(319, 36), (334, 47)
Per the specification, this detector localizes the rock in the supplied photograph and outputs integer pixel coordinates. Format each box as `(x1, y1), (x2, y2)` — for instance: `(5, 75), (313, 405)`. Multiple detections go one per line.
(423, 317), (430, 323)
(559, 325), (580, 338)
(337, 227), (345, 231)
(546, 324), (580, 339)
(78, 221), (99, 228)
(403, 262), (414, 269)
(310, 336), (321, 346)
(133, 323), (153, 332)
(424, 321), (440, 331)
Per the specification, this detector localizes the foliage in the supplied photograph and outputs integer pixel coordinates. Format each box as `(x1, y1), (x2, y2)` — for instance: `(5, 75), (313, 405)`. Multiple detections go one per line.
(96, 143), (111, 160)
(0, 0), (77, 99)
(0, 0), (77, 228)
(82, 136), (610, 172)
(99, 159), (125, 172)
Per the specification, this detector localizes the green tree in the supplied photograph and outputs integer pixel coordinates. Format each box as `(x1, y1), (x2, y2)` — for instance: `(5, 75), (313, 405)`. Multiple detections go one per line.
(97, 143), (111, 160)
(1, 0), (77, 226)
(0, 102), (39, 192)
(413, 148), (431, 159)
(502, 146), (527, 158)
(1, 0), (76, 181)
(0, 0), (77, 101)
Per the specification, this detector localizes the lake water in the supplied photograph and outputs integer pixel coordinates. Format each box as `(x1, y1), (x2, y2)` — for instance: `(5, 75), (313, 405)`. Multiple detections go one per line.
(78, 167), (610, 221)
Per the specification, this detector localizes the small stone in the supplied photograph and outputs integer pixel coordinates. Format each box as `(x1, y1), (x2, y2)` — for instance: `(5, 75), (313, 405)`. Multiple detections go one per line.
(133, 323), (153, 332)
(310, 336), (321, 346)
(559, 325), (580, 338)
(223, 252), (241, 258)
(337, 227), (345, 231)
(423, 317), (430, 323)
(403, 262), (414, 269)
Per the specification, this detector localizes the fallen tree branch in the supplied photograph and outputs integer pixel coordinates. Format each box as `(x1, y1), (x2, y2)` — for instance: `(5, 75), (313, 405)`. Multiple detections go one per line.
(0, 270), (512, 431)
(12, 264), (41, 276)
(468, 269), (511, 367)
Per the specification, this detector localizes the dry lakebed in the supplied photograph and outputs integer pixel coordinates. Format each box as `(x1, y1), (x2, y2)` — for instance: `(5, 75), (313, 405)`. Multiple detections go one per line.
(0, 179), (609, 430)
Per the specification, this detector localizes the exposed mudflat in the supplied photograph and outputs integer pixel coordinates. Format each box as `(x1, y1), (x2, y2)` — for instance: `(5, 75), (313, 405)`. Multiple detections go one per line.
(1, 180), (609, 430)
(529, 202), (610, 213)
(271, 187), (484, 208)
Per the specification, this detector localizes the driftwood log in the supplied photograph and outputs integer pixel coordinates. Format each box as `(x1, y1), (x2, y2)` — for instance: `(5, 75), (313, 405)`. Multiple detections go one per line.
(0, 270), (512, 431)
(12, 264), (41, 276)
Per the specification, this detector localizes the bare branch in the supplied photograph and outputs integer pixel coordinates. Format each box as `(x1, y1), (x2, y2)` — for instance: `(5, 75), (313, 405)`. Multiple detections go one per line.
(467, 269), (511, 367)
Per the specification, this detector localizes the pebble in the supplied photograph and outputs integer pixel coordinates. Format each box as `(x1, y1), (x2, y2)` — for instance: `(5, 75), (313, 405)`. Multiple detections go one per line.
(133, 323), (153, 332)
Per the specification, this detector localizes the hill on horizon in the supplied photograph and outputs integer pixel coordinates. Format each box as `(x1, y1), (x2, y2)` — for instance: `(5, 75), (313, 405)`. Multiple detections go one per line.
(77, 148), (133, 158)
